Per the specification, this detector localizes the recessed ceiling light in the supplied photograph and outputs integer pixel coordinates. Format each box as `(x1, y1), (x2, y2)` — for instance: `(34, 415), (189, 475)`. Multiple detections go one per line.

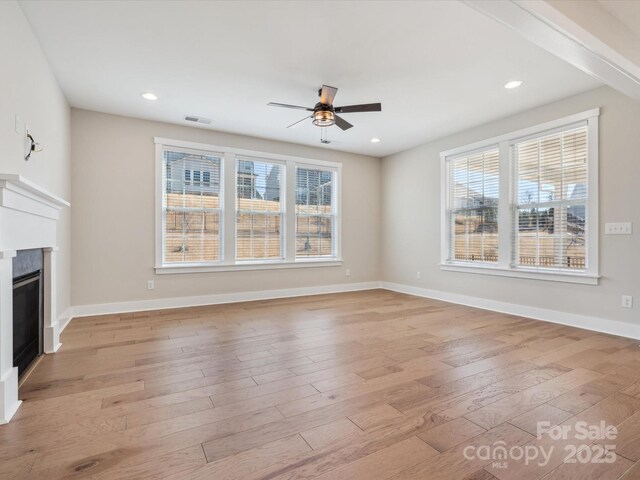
(141, 92), (158, 100)
(370, 137), (381, 143)
(504, 80), (523, 89)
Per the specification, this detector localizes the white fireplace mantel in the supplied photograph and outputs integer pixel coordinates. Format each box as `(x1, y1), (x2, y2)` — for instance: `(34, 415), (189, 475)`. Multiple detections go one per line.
(0, 174), (69, 424)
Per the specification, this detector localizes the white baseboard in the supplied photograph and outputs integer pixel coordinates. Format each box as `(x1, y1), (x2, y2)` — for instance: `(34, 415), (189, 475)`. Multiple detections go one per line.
(68, 281), (381, 320)
(380, 281), (640, 340)
(61, 280), (639, 341)
(0, 367), (21, 425)
(58, 308), (73, 334)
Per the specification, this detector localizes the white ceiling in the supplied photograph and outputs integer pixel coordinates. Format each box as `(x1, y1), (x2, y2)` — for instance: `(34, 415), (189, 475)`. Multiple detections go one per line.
(20, 0), (601, 157)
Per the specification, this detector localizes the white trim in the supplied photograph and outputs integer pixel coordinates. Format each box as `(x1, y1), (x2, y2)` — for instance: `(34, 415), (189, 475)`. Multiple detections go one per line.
(440, 109), (599, 282)
(68, 281), (379, 318)
(0, 174), (70, 208)
(586, 115), (599, 273)
(439, 109), (599, 159)
(154, 137), (341, 169)
(440, 264), (599, 285)
(155, 138), (342, 271)
(58, 308), (73, 334)
(63, 282), (640, 343)
(0, 368), (21, 425)
(380, 282), (640, 340)
(156, 259), (342, 274)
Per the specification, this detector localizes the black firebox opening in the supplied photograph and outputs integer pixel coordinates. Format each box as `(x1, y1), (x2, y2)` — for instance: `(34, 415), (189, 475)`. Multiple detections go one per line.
(13, 270), (43, 377)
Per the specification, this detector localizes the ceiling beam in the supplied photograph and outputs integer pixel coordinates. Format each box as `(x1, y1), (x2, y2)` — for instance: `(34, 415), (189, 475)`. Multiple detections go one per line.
(464, 0), (640, 101)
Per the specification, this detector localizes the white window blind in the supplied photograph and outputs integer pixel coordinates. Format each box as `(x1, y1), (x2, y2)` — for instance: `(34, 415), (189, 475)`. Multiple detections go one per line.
(162, 148), (223, 264)
(236, 157), (284, 261)
(512, 124), (588, 271)
(447, 148), (500, 263)
(295, 167), (336, 258)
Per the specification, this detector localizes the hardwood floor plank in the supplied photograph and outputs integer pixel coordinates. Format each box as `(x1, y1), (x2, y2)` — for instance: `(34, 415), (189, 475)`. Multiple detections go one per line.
(417, 417), (486, 453)
(313, 436), (437, 480)
(300, 417), (362, 449)
(2, 290), (639, 480)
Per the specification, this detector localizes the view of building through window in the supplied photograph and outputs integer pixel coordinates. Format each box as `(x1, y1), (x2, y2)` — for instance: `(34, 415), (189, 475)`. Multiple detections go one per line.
(163, 149), (222, 264)
(235, 158), (283, 260)
(295, 167), (335, 258)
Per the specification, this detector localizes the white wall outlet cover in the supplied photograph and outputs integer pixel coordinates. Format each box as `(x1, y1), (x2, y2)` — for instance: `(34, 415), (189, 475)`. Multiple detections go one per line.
(622, 295), (633, 308)
(147, 280), (155, 290)
(345, 269), (351, 277)
(605, 223), (632, 235)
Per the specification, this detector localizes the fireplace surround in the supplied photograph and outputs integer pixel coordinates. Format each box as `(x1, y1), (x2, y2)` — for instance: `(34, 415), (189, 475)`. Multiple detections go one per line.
(0, 174), (69, 424)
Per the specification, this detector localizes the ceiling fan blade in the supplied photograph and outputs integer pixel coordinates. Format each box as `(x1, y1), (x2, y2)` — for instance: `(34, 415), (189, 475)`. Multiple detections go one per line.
(334, 114), (353, 131)
(268, 102), (313, 111)
(287, 116), (311, 129)
(319, 85), (338, 105)
(334, 103), (382, 113)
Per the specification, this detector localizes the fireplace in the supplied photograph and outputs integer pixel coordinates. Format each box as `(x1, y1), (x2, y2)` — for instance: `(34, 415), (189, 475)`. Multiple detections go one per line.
(12, 250), (44, 377)
(0, 174), (69, 424)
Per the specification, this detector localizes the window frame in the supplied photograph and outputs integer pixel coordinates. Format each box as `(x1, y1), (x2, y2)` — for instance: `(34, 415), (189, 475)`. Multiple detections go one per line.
(160, 146), (224, 268)
(440, 108), (599, 285)
(294, 164), (339, 261)
(234, 155), (286, 264)
(155, 137), (342, 274)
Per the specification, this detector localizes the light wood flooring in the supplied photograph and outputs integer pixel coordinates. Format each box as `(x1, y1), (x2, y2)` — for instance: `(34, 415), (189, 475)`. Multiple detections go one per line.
(3, 289), (640, 479)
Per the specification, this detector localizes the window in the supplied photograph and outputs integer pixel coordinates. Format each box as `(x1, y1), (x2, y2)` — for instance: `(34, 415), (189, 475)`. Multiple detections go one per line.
(161, 148), (223, 265)
(512, 126), (588, 270)
(236, 157), (284, 261)
(447, 148), (499, 264)
(155, 138), (341, 272)
(441, 109), (599, 284)
(296, 167), (337, 258)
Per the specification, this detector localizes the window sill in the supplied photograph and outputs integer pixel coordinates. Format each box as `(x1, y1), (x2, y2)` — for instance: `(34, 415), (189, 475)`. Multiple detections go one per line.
(155, 259), (343, 275)
(440, 263), (599, 285)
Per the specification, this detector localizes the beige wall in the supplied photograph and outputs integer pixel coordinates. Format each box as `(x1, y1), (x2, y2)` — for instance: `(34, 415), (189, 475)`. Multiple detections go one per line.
(0, 2), (71, 318)
(382, 86), (640, 326)
(70, 109), (381, 307)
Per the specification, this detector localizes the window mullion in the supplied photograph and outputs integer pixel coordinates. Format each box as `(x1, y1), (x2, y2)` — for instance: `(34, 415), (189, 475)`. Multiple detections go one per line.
(586, 115), (598, 275)
(497, 141), (511, 269)
(222, 152), (235, 265)
(285, 162), (296, 262)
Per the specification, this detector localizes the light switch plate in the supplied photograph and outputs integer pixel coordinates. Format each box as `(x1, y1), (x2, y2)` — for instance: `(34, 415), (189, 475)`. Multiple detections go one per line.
(605, 223), (632, 235)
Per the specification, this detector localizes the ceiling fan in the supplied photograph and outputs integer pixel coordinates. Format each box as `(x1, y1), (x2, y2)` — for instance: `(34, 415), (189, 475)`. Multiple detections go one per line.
(268, 85), (382, 131)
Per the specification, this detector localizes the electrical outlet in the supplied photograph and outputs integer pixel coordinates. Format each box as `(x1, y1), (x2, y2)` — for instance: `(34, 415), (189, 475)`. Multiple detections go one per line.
(147, 280), (155, 290)
(622, 295), (633, 309)
(605, 223), (632, 235)
(416, 271), (421, 280)
(345, 269), (351, 277)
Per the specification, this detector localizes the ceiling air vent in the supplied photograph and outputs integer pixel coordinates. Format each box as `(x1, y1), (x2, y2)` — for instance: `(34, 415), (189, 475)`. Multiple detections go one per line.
(184, 115), (212, 125)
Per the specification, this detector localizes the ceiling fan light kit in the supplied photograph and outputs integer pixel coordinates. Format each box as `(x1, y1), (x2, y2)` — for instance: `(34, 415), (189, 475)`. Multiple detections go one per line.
(268, 84), (382, 135)
(312, 110), (335, 127)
